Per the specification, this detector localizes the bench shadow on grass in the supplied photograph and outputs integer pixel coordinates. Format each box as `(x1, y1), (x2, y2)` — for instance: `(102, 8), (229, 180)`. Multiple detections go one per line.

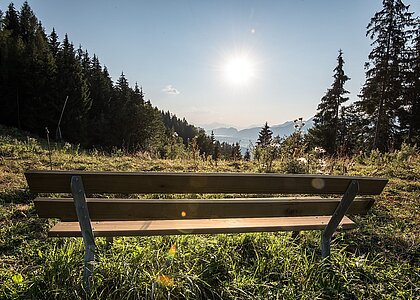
(0, 187), (34, 204)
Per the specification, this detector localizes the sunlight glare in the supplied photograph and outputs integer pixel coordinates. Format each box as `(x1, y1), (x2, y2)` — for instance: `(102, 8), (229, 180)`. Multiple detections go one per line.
(224, 54), (255, 85)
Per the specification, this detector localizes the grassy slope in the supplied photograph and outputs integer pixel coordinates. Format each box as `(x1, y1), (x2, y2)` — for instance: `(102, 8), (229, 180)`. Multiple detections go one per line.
(0, 125), (418, 299)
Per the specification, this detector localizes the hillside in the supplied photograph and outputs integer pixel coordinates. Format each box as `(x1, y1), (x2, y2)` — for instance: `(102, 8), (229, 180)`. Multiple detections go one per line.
(0, 125), (419, 299)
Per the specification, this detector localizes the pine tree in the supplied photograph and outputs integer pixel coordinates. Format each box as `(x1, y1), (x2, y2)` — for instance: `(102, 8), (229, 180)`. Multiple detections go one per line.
(231, 142), (242, 161)
(308, 50), (350, 155)
(213, 140), (221, 163)
(255, 122), (276, 170)
(196, 128), (213, 157)
(243, 149), (251, 161)
(400, 18), (420, 144)
(3, 3), (19, 34)
(54, 34), (91, 143)
(257, 122), (273, 147)
(358, 0), (415, 152)
(18, 1), (37, 42)
(0, 3), (23, 127)
(22, 21), (56, 134)
(48, 28), (60, 57)
(86, 55), (113, 146)
(210, 131), (216, 160)
(335, 104), (370, 155)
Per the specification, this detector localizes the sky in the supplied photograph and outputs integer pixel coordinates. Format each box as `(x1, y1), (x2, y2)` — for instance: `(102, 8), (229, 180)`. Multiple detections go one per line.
(4, 0), (420, 129)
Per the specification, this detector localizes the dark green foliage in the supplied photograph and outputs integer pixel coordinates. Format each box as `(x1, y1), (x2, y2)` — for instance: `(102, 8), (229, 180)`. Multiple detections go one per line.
(256, 122), (273, 147)
(161, 111), (198, 147)
(243, 148), (251, 161)
(195, 128), (213, 157)
(255, 123), (278, 171)
(53, 34), (91, 143)
(48, 27), (60, 57)
(231, 142), (242, 160)
(219, 142), (235, 160)
(0, 1), (214, 154)
(358, 0), (416, 152)
(336, 104), (371, 155)
(307, 50), (350, 156)
(399, 18), (420, 145)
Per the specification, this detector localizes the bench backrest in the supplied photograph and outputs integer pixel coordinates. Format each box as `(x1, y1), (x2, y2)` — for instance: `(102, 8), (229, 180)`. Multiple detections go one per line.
(25, 170), (387, 195)
(25, 170), (388, 221)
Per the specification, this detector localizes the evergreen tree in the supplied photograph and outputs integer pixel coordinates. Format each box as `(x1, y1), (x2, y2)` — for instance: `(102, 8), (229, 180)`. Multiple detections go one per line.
(255, 122), (277, 169)
(196, 128), (213, 157)
(3, 3), (19, 34)
(48, 28), (60, 57)
(334, 104), (370, 155)
(243, 149), (251, 161)
(307, 50), (350, 155)
(231, 142), (242, 161)
(54, 34), (91, 143)
(110, 72), (133, 148)
(358, 0), (415, 151)
(18, 1), (37, 42)
(257, 122), (273, 147)
(22, 20), (56, 133)
(213, 140), (221, 163)
(400, 18), (420, 144)
(220, 142), (234, 160)
(0, 3), (23, 127)
(87, 56), (113, 146)
(210, 131), (216, 160)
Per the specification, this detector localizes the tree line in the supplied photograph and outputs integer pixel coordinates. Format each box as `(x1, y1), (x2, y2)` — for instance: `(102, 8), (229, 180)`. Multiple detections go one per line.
(308, 0), (419, 155)
(0, 2), (235, 157)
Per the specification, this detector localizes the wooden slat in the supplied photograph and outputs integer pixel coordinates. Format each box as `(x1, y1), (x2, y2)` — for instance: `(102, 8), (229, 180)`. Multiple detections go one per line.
(25, 170), (388, 195)
(48, 216), (356, 237)
(34, 197), (375, 221)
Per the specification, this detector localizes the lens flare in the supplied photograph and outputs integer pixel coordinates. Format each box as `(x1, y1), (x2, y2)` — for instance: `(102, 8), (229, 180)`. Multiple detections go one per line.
(157, 274), (174, 287)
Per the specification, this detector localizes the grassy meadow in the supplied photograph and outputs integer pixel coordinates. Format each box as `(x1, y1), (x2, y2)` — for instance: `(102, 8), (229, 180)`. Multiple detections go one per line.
(0, 125), (419, 299)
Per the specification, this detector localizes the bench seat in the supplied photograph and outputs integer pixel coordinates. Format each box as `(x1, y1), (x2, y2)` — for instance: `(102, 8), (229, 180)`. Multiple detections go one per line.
(48, 216), (357, 237)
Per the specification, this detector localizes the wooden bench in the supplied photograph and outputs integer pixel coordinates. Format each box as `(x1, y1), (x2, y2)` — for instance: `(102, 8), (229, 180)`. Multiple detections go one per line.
(25, 170), (387, 292)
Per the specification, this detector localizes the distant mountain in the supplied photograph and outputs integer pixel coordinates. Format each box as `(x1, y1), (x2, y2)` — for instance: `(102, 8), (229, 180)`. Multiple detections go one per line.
(205, 117), (314, 151)
(198, 122), (237, 131)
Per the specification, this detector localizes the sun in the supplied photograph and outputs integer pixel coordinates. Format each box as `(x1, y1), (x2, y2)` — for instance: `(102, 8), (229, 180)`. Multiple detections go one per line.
(224, 54), (255, 85)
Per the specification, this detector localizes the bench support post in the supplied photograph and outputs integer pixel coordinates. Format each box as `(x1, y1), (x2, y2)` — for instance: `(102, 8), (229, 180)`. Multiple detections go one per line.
(71, 176), (95, 295)
(321, 180), (359, 260)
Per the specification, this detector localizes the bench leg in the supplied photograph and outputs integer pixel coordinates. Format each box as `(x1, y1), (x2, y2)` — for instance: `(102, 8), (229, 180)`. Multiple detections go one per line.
(71, 176), (96, 295)
(321, 180), (359, 260)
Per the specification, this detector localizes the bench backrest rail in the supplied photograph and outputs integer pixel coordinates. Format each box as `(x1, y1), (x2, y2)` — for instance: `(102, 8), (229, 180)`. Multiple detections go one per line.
(25, 170), (387, 195)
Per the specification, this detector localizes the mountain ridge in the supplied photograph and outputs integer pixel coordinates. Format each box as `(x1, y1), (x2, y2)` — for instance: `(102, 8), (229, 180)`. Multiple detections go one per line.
(203, 117), (314, 151)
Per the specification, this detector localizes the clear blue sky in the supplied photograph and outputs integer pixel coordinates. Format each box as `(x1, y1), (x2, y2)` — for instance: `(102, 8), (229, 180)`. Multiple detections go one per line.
(4, 0), (420, 129)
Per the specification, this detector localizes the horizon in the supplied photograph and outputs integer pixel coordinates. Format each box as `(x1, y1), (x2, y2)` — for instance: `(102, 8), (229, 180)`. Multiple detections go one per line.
(4, 0), (420, 128)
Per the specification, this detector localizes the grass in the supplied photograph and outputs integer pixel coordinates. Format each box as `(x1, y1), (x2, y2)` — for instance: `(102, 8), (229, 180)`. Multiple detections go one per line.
(0, 124), (419, 299)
